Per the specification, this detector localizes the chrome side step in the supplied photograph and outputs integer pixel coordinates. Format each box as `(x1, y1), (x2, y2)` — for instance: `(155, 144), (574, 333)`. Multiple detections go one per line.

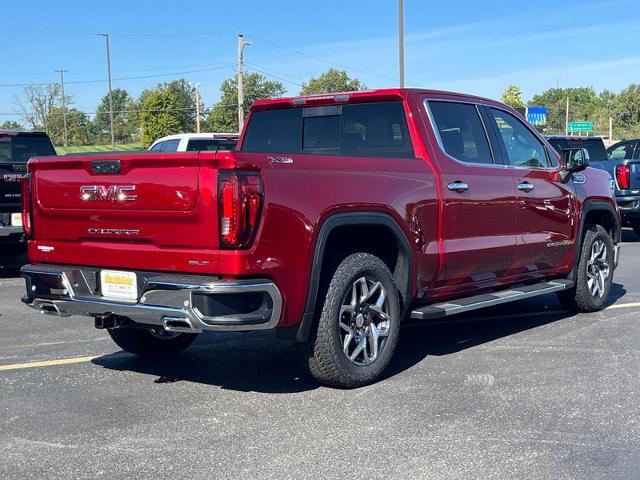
(410, 280), (574, 320)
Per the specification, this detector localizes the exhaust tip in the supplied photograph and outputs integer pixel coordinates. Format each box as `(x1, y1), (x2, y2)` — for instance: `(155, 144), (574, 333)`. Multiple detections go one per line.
(162, 316), (196, 333)
(39, 302), (61, 316)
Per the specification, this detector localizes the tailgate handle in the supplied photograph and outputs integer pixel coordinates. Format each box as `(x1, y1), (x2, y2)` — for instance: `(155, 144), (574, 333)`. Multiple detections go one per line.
(92, 160), (121, 175)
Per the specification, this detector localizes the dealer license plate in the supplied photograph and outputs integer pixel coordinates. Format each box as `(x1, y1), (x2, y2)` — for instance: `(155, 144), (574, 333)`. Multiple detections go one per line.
(100, 270), (138, 300)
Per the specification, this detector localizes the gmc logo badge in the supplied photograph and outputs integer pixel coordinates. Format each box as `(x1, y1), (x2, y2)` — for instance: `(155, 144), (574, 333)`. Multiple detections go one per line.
(80, 185), (137, 202)
(3, 173), (24, 183)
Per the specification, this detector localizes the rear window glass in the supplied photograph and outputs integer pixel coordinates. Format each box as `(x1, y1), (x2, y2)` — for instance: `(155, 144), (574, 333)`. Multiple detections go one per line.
(241, 101), (414, 158)
(427, 101), (493, 164)
(186, 139), (219, 151)
(547, 138), (608, 162)
(0, 135), (56, 164)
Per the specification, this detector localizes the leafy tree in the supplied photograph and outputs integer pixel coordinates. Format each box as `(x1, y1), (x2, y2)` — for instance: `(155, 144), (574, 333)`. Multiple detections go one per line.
(500, 85), (525, 109)
(0, 120), (22, 129)
(300, 69), (366, 95)
(162, 79), (200, 132)
(47, 107), (94, 146)
(94, 88), (137, 143)
(139, 88), (181, 147)
(204, 73), (285, 133)
(611, 84), (640, 137)
(529, 87), (599, 133)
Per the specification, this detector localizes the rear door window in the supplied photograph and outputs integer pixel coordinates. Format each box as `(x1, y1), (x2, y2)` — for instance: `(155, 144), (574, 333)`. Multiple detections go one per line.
(162, 139), (180, 152)
(427, 101), (493, 164)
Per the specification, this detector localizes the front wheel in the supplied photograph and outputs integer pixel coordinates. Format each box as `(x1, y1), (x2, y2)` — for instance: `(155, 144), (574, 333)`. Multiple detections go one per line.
(557, 224), (614, 312)
(307, 253), (401, 388)
(108, 326), (199, 356)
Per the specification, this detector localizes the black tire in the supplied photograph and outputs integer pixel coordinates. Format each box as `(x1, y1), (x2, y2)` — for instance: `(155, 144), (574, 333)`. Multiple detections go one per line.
(108, 327), (198, 356)
(307, 253), (401, 388)
(631, 220), (640, 237)
(557, 224), (614, 312)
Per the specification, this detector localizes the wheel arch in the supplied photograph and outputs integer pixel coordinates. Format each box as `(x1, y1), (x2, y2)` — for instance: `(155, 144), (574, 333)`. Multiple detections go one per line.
(295, 212), (414, 343)
(569, 200), (621, 280)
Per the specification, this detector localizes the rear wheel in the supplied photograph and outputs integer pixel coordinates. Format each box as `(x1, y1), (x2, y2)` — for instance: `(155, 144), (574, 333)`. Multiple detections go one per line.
(307, 253), (401, 388)
(630, 220), (640, 237)
(108, 327), (198, 356)
(557, 224), (614, 312)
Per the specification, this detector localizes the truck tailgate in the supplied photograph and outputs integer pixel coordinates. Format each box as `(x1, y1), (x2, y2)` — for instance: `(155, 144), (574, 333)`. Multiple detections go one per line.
(28, 152), (223, 273)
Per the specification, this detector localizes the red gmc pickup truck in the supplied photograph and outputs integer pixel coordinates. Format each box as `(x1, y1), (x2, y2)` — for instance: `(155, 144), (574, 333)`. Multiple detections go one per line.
(20, 89), (621, 387)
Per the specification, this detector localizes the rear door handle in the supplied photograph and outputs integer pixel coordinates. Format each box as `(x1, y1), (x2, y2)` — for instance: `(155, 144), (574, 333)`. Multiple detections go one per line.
(447, 182), (469, 193)
(517, 182), (534, 192)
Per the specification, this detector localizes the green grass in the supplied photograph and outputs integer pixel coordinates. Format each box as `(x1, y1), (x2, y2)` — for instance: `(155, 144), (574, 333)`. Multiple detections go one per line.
(55, 144), (144, 155)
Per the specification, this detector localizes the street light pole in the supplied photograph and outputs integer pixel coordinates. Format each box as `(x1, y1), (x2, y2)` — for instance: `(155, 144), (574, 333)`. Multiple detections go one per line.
(98, 33), (115, 150)
(55, 69), (69, 147)
(398, 0), (405, 88)
(237, 33), (252, 133)
(195, 83), (201, 133)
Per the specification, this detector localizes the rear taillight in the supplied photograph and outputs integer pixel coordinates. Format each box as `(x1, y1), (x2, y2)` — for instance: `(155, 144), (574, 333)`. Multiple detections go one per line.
(20, 173), (33, 238)
(616, 164), (631, 190)
(218, 171), (263, 249)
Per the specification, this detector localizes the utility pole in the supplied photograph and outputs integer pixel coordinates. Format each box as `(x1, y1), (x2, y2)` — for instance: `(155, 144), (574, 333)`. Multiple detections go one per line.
(565, 96), (569, 135)
(55, 69), (69, 147)
(98, 33), (115, 150)
(609, 117), (613, 145)
(195, 83), (201, 133)
(398, 0), (405, 88)
(237, 33), (251, 133)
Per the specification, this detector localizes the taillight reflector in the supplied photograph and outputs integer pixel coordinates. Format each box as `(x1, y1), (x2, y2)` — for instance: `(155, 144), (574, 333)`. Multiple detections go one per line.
(218, 171), (263, 249)
(616, 164), (631, 190)
(20, 173), (33, 238)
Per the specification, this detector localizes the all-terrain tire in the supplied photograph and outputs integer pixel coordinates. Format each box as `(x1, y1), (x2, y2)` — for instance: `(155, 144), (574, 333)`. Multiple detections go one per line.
(108, 327), (198, 356)
(557, 224), (614, 312)
(307, 253), (401, 388)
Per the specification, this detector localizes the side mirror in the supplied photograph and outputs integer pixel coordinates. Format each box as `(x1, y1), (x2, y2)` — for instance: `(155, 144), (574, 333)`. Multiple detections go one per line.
(559, 148), (589, 182)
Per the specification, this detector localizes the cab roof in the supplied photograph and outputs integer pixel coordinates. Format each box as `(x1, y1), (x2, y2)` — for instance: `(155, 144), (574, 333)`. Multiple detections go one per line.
(250, 88), (504, 111)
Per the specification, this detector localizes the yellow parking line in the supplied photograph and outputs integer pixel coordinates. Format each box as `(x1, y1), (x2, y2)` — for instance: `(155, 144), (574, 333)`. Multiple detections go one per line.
(606, 302), (640, 310)
(0, 355), (98, 372)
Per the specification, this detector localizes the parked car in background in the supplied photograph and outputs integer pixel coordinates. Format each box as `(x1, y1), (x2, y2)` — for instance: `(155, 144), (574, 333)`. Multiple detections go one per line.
(547, 135), (640, 235)
(149, 133), (239, 152)
(20, 89), (620, 387)
(0, 130), (56, 250)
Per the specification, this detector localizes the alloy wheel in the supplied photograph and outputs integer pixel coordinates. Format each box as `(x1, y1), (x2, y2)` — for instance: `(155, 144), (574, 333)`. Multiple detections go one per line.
(339, 276), (392, 366)
(586, 239), (610, 299)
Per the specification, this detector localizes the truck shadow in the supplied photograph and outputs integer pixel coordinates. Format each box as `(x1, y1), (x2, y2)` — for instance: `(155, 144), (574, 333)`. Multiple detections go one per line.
(92, 284), (626, 394)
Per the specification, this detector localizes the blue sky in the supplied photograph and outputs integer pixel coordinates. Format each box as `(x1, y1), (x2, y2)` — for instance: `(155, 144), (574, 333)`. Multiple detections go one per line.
(1, 0), (638, 123)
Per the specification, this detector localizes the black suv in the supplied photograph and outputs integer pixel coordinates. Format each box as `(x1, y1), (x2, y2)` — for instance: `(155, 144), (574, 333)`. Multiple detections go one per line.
(0, 130), (56, 247)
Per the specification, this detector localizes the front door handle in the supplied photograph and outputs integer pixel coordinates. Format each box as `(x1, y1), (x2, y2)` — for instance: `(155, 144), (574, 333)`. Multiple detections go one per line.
(447, 181), (469, 193)
(518, 182), (534, 192)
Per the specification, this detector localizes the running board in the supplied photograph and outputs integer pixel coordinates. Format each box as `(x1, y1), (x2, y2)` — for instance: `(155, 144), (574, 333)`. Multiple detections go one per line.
(410, 280), (574, 320)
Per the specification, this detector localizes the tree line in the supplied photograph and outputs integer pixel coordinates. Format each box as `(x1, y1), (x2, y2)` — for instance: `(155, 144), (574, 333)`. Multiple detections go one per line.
(501, 84), (640, 139)
(0, 68), (363, 148)
(3, 69), (639, 147)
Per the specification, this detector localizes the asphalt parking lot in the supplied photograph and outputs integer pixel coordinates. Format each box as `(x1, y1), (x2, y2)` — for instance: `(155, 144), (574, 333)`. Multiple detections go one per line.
(1, 233), (639, 480)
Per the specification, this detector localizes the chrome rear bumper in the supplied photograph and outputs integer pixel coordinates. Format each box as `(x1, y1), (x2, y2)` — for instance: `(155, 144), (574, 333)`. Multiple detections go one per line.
(21, 264), (282, 333)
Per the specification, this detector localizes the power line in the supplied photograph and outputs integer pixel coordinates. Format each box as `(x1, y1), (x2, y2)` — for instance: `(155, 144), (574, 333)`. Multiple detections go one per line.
(0, 65), (234, 88)
(244, 33), (398, 83)
(245, 63), (305, 87)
